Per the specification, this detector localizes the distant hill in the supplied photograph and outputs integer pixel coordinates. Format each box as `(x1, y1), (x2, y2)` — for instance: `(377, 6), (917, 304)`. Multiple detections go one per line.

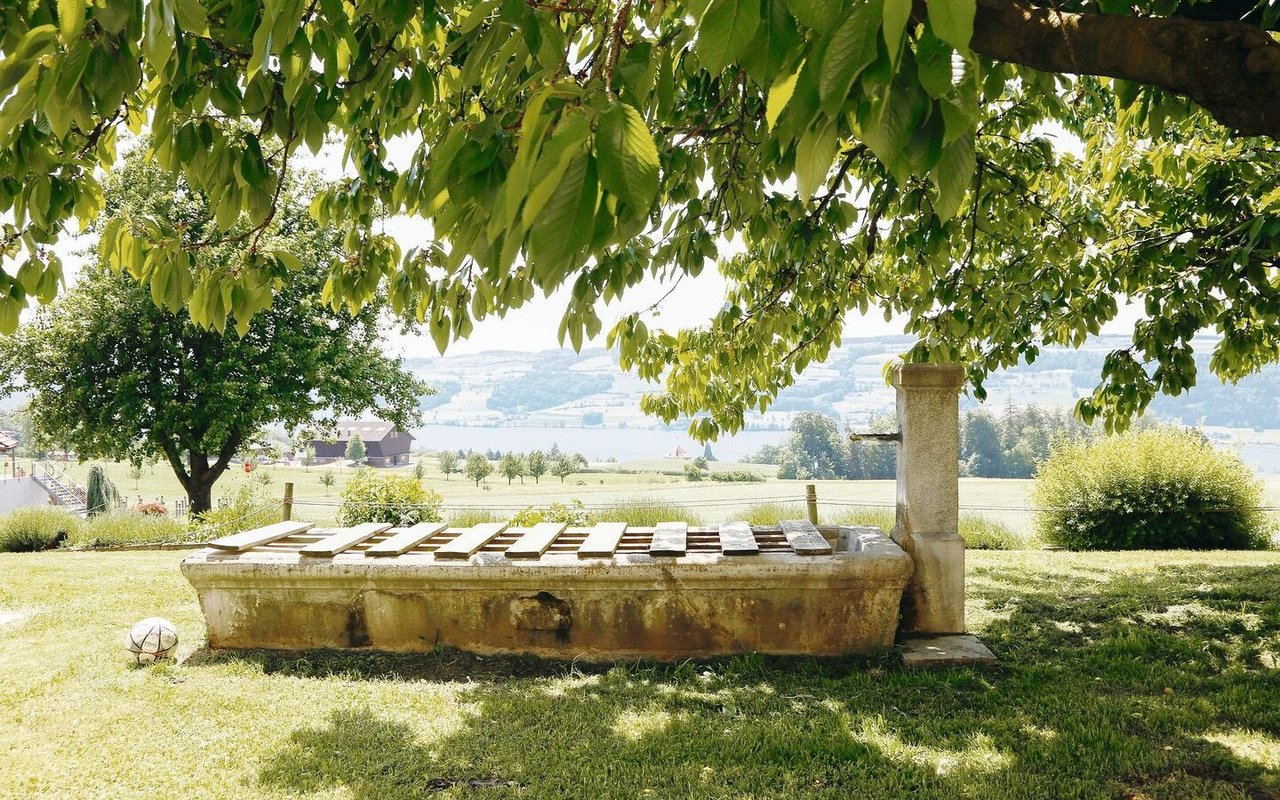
(403, 335), (1280, 432)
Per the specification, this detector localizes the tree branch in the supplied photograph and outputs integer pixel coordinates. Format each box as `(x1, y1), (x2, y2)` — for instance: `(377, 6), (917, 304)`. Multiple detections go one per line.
(961, 0), (1280, 138)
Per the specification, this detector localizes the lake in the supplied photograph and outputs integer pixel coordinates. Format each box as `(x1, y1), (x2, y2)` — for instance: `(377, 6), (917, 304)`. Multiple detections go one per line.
(410, 424), (786, 461)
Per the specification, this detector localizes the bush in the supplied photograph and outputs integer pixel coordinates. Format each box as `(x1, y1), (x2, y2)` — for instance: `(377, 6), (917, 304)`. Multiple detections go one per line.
(510, 500), (591, 527)
(0, 507), (83, 552)
(592, 499), (704, 527)
(683, 463), (703, 482)
(338, 468), (442, 526)
(707, 469), (765, 483)
(70, 512), (189, 547)
(132, 501), (167, 516)
(1032, 428), (1275, 551)
(191, 485), (280, 539)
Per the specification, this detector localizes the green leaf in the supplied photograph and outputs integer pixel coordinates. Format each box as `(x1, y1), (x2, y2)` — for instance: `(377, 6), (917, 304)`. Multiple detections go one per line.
(785, 0), (840, 30)
(767, 64), (802, 130)
(173, 0), (208, 34)
(596, 101), (660, 212)
(818, 2), (881, 113)
(59, 0), (86, 43)
(930, 131), (973, 221)
(882, 0), (911, 67)
(739, 0), (800, 84)
(927, 0), (976, 51)
(697, 0), (761, 73)
(795, 120), (839, 199)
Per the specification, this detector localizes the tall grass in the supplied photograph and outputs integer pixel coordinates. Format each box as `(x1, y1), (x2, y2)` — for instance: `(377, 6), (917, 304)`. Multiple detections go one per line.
(590, 499), (704, 526)
(69, 512), (191, 548)
(446, 509), (504, 527)
(739, 504), (1025, 550)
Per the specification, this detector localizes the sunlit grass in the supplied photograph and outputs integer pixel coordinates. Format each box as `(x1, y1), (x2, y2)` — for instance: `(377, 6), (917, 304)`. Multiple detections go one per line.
(2, 549), (1279, 798)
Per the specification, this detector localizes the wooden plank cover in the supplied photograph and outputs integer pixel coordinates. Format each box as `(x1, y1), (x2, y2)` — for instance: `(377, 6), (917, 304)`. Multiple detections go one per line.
(299, 522), (392, 556)
(649, 521), (688, 557)
(208, 521), (314, 552)
(779, 519), (833, 555)
(577, 522), (628, 558)
(718, 521), (759, 556)
(505, 522), (568, 559)
(365, 521), (449, 557)
(433, 522), (507, 559)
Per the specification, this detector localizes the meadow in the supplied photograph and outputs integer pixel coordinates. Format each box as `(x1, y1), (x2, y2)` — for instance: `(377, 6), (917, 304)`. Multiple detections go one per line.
(1, 548), (1278, 799)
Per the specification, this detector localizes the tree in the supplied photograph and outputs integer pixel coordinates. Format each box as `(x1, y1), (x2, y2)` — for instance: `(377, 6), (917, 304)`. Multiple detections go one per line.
(319, 470), (336, 496)
(703, 443), (717, 463)
(5, 1), (1280, 436)
(300, 445), (316, 471)
(961, 412), (1006, 478)
(499, 452), (526, 485)
(465, 452), (492, 487)
(437, 450), (460, 481)
(126, 460), (144, 490)
(778, 412), (846, 480)
(344, 436), (366, 466)
(526, 450), (548, 484)
(0, 148), (426, 513)
(85, 464), (118, 517)
(551, 453), (583, 484)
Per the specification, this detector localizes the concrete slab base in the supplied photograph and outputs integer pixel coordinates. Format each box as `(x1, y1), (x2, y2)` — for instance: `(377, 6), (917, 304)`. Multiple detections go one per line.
(899, 634), (996, 667)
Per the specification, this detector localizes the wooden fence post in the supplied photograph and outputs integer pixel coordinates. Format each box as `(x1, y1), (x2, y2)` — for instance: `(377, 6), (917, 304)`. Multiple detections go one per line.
(805, 483), (819, 525)
(282, 482), (294, 521)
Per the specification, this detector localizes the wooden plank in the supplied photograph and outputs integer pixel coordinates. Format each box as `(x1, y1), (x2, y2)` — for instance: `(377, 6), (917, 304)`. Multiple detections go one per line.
(299, 522), (392, 556)
(505, 522), (568, 559)
(648, 521), (688, 557)
(577, 522), (628, 558)
(208, 521), (314, 552)
(365, 521), (449, 557)
(780, 519), (833, 556)
(433, 522), (507, 559)
(718, 521), (759, 556)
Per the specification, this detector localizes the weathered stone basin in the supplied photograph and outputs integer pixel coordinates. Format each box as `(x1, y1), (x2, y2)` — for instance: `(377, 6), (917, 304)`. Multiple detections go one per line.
(180, 523), (913, 660)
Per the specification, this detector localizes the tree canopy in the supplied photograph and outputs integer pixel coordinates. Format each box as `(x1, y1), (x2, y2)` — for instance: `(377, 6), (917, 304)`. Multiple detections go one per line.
(2, 0), (1278, 438)
(0, 147), (426, 512)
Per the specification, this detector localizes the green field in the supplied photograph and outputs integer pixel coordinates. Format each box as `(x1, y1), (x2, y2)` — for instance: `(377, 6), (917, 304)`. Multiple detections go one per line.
(2, 549), (1278, 798)
(49, 457), (1044, 526)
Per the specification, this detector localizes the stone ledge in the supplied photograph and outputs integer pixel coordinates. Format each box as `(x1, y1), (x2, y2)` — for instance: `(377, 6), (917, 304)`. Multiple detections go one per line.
(899, 634), (996, 667)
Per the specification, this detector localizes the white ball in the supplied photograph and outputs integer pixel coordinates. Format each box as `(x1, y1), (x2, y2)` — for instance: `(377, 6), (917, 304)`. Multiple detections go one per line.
(124, 617), (178, 664)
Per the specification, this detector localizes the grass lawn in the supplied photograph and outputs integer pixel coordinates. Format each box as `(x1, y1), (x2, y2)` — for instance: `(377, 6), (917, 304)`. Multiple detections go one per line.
(2, 550), (1279, 798)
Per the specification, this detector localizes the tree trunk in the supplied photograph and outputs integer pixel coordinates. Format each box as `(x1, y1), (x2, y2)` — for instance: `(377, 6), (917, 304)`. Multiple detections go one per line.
(185, 451), (222, 515)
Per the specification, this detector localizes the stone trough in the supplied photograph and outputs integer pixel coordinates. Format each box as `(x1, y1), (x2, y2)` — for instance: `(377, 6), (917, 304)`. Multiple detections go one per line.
(181, 520), (913, 660)
(182, 363), (984, 662)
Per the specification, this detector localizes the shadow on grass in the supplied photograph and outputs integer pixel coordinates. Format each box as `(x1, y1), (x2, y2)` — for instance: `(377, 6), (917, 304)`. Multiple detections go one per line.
(242, 562), (1280, 799)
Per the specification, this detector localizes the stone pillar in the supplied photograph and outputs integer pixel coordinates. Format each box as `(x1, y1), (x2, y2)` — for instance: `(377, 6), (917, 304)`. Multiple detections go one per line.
(890, 363), (966, 634)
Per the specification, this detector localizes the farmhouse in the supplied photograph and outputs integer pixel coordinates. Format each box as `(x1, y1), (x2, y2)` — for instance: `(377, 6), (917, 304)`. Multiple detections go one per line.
(311, 421), (414, 467)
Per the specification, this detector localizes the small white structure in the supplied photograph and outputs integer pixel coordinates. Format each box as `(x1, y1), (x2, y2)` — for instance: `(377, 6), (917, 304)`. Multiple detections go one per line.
(665, 442), (689, 459)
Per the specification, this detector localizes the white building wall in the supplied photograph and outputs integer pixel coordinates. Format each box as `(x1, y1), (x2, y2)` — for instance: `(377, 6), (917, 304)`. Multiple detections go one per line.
(0, 477), (53, 514)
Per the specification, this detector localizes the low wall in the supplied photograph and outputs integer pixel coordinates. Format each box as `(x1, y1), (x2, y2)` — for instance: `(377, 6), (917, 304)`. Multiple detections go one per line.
(0, 477), (51, 514)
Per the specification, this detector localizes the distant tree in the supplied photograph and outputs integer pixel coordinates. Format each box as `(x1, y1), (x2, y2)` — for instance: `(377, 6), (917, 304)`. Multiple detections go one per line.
(0, 147), (424, 514)
(319, 470), (337, 495)
(465, 452), (492, 487)
(846, 414), (898, 479)
(437, 450), (459, 481)
(300, 446), (317, 471)
(961, 412), (1006, 477)
(126, 460), (144, 490)
(499, 452), (526, 485)
(703, 443), (717, 462)
(345, 436), (366, 465)
(551, 454), (579, 483)
(526, 450), (548, 484)
(693, 456), (709, 471)
(85, 465), (119, 517)
(412, 459), (426, 482)
(549, 442), (562, 457)
(777, 412), (845, 480)
(746, 443), (783, 465)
